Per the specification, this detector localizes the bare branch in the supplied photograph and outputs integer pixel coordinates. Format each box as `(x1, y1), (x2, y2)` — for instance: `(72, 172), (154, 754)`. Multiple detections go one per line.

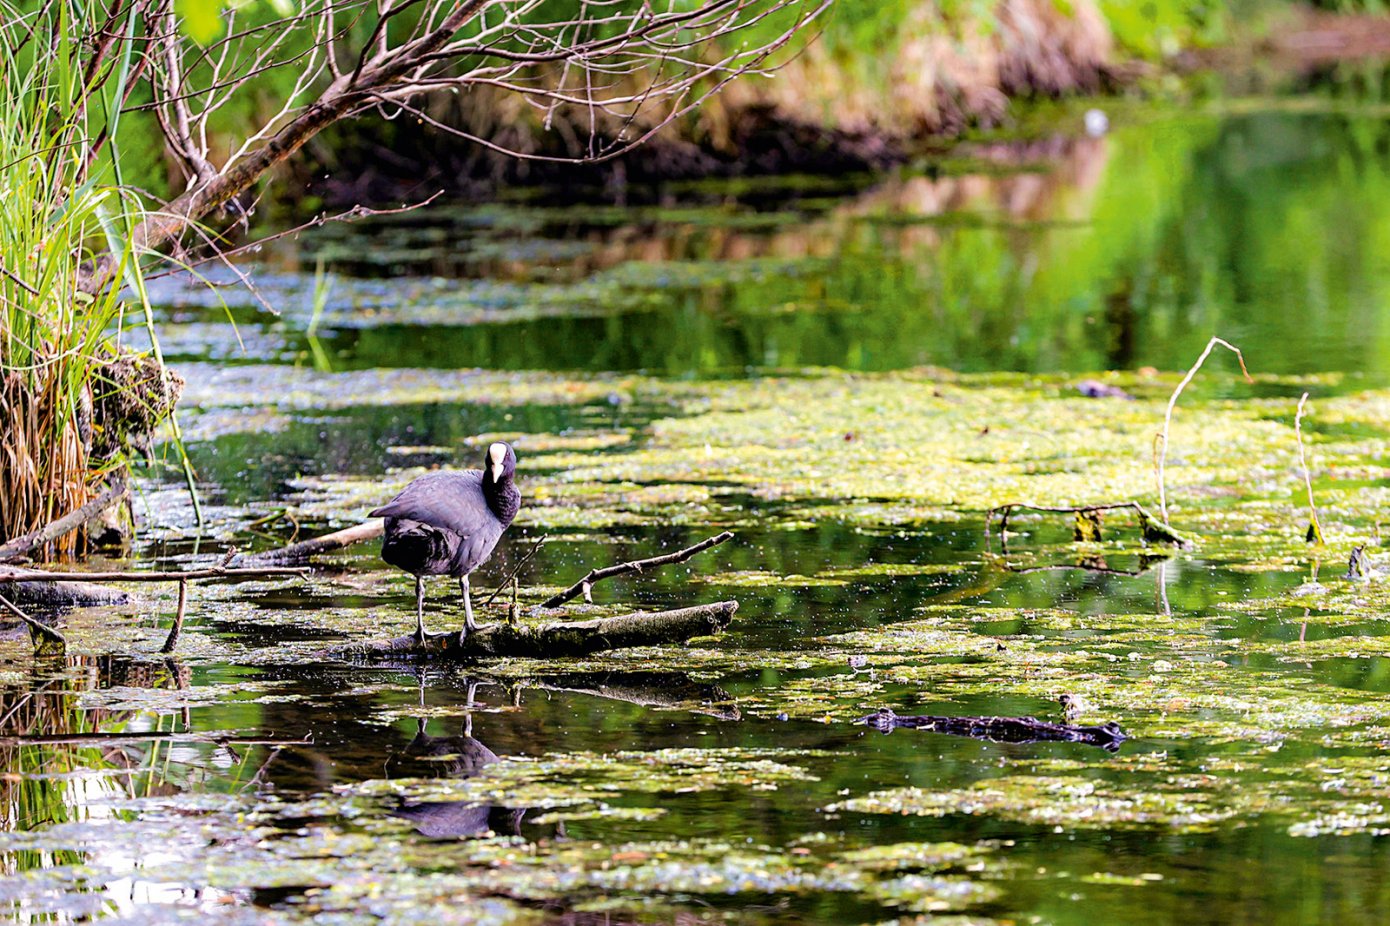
(542, 531), (734, 608)
(60, 0), (830, 290)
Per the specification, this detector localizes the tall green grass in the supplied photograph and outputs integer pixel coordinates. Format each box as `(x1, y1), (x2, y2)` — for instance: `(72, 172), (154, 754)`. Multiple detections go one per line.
(0, 2), (157, 549)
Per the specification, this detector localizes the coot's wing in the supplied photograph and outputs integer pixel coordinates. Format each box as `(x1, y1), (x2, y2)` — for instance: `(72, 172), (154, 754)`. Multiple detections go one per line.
(368, 471), (489, 536)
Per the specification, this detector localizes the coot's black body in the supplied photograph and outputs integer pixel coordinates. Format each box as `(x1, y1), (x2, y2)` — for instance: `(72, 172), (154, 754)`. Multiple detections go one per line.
(370, 442), (520, 641)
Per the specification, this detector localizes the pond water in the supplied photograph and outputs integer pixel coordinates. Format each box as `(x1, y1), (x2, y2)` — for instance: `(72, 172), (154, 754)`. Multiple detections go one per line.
(8, 89), (1390, 924)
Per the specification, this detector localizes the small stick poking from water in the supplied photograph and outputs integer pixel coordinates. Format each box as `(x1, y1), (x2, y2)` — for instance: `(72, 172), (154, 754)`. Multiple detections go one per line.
(541, 531), (735, 609)
(161, 579), (189, 654)
(482, 534), (549, 607)
(1154, 336), (1252, 524)
(1295, 392), (1325, 545)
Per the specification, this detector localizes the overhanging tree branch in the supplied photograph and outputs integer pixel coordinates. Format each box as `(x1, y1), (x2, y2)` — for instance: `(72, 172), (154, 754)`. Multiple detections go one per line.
(69, 0), (830, 291)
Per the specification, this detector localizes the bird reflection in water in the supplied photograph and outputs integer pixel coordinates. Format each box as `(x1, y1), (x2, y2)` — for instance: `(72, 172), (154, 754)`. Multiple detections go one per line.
(390, 677), (553, 840)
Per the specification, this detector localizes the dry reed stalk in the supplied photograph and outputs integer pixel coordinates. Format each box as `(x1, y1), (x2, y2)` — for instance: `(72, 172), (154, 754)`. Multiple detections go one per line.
(1154, 337), (1253, 525)
(0, 367), (93, 558)
(1295, 392), (1325, 545)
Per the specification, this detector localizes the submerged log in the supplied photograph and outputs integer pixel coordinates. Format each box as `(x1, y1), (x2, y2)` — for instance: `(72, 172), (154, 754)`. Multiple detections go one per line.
(342, 600), (737, 661)
(0, 565), (130, 608)
(860, 707), (1128, 753)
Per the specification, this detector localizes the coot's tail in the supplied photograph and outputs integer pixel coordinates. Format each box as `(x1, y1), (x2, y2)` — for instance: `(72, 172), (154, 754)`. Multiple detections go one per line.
(381, 523), (451, 574)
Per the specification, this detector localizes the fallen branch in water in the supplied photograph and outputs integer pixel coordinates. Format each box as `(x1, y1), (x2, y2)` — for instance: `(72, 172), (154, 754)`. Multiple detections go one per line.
(0, 564), (308, 583)
(0, 565), (129, 609)
(0, 731), (311, 747)
(0, 481), (128, 564)
(0, 590), (66, 649)
(541, 531), (734, 608)
(0, 563), (308, 655)
(343, 600), (738, 661)
(227, 520), (384, 567)
(860, 708), (1128, 752)
(985, 502), (1189, 547)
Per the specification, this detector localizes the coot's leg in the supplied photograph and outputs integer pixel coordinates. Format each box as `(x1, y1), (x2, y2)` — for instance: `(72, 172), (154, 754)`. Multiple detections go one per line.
(415, 671), (427, 734)
(464, 679), (478, 737)
(459, 574), (476, 636)
(414, 575), (427, 643)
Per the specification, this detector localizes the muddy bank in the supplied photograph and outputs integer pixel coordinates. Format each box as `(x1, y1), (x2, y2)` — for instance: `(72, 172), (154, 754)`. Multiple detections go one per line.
(301, 0), (1116, 205)
(305, 103), (906, 206)
(297, 3), (1390, 208)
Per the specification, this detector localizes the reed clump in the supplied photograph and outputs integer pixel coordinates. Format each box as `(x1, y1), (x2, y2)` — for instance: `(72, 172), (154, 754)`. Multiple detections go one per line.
(0, 2), (173, 556)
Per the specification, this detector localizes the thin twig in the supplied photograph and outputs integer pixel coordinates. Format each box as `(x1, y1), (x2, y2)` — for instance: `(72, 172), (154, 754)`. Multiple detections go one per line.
(541, 531), (734, 608)
(141, 194), (445, 281)
(246, 508), (287, 529)
(0, 565), (307, 583)
(1154, 337), (1252, 523)
(1295, 392), (1325, 545)
(482, 533), (548, 607)
(0, 731), (311, 747)
(984, 502), (1188, 548)
(985, 501), (1147, 536)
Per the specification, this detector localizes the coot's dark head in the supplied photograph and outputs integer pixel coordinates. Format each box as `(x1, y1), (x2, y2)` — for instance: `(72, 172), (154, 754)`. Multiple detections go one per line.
(483, 441), (517, 487)
(482, 442), (521, 526)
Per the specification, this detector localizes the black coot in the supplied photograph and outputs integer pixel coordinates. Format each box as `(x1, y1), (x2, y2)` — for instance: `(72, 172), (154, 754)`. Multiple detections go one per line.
(369, 441), (520, 642)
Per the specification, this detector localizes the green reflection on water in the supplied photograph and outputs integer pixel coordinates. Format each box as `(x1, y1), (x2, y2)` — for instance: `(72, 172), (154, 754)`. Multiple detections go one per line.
(18, 97), (1390, 924)
(165, 107), (1390, 380)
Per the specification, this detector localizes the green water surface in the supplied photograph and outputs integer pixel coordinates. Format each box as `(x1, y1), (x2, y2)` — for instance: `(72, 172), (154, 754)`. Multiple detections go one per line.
(7, 89), (1390, 925)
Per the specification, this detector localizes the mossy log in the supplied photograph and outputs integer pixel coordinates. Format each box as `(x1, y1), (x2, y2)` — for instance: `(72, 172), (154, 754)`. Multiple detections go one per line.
(343, 600), (737, 661)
